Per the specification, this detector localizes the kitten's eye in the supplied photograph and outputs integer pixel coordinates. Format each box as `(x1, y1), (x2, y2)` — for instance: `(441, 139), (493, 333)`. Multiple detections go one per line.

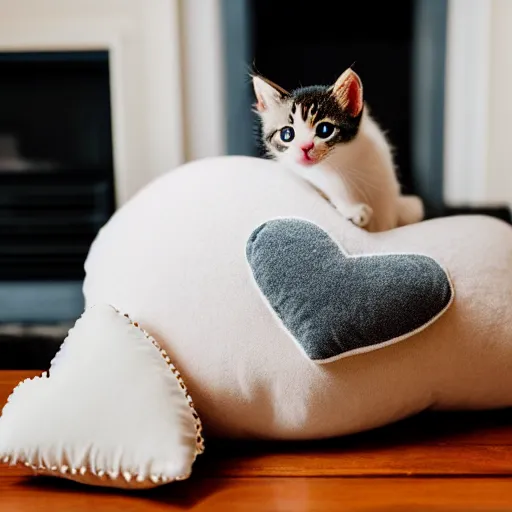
(280, 126), (295, 143)
(316, 122), (336, 139)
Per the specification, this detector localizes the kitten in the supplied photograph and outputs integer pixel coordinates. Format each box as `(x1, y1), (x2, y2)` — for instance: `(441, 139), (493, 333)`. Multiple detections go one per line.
(252, 68), (424, 232)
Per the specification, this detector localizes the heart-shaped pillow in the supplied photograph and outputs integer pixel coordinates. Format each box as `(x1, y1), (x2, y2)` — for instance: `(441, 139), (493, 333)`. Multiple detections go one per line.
(0, 304), (204, 489)
(246, 218), (454, 363)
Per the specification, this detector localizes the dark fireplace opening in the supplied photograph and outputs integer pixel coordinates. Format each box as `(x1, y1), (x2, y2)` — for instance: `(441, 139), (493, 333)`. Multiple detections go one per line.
(0, 50), (116, 365)
(0, 51), (115, 282)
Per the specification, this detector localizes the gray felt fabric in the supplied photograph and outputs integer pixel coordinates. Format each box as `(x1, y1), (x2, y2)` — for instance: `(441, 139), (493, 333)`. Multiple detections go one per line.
(246, 218), (454, 362)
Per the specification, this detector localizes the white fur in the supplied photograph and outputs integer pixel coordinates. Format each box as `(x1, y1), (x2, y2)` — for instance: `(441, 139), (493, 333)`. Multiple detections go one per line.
(253, 74), (424, 232)
(293, 110), (423, 232)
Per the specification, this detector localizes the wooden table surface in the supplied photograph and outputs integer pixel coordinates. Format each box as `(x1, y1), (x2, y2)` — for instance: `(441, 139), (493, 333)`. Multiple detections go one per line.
(3, 370), (512, 511)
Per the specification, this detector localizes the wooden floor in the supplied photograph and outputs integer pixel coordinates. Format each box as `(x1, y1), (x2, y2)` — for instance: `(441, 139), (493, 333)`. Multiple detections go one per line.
(3, 371), (512, 511)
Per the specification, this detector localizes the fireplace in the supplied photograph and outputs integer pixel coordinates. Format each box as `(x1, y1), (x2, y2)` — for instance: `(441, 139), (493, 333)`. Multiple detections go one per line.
(0, 0), (184, 324)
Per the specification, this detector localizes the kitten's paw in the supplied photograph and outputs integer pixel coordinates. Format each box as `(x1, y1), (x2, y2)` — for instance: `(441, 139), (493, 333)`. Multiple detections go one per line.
(347, 203), (373, 228)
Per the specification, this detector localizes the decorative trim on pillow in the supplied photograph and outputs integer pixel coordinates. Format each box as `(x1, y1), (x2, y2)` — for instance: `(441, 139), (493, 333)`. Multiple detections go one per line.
(120, 309), (205, 458)
(246, 218), (454, 364)
(0, 305), (204, 489)
(115, 308), (205, 460)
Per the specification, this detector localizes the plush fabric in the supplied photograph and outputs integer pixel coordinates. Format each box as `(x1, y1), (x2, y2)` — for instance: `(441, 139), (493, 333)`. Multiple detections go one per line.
(0, 304), (204, 488)
(84, 156), (512, 440)
(246, 218), (454, 363)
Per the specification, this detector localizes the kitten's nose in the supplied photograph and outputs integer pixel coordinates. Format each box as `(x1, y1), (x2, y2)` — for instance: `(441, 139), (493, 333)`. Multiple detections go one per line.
(301, 142), (314, 154)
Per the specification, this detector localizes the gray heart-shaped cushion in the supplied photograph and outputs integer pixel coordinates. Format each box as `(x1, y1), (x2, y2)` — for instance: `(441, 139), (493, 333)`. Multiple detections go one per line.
(246, 218), (454, 363)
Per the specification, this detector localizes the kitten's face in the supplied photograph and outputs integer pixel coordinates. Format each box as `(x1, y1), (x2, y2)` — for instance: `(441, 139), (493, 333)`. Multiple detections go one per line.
(253, 69), (364, 168)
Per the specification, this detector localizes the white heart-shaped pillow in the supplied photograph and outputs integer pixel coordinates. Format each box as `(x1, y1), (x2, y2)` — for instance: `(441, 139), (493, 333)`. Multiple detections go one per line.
(0, 304), (204, 489)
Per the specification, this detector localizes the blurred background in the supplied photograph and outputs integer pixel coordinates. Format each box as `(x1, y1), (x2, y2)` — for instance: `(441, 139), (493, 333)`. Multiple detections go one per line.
(0, 0), (510, 367)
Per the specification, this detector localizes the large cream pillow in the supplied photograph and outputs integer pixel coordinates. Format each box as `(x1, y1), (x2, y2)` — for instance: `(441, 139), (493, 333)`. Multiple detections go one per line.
(84, 156), (512, 440)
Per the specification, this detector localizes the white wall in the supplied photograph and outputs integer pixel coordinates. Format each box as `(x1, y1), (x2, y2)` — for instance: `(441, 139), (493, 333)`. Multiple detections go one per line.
(486, 0), (512, 205)
(179, 0), (226, 161)
(444, 0), (512, 207)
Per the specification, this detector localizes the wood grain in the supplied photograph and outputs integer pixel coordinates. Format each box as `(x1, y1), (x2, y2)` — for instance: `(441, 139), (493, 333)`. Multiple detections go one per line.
(197, 444), (512, 477)
(2, 476), (512, 511)
(3, 370), (512, 511)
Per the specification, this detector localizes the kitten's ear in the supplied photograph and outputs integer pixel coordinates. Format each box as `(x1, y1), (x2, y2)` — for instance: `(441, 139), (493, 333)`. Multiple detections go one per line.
(252, 75), (289, 112)
(331, 68), (364, 117)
